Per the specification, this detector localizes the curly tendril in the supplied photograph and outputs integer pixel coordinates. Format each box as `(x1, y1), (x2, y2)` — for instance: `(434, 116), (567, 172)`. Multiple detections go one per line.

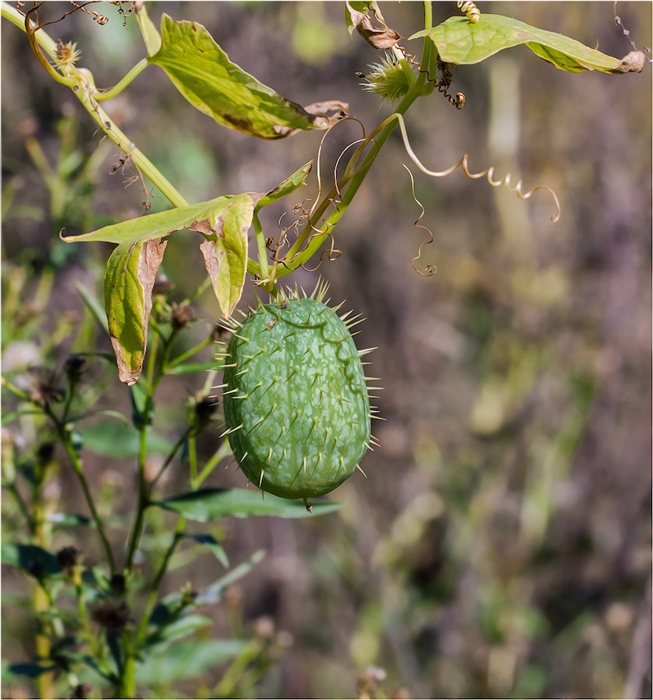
(391, 113), (561, 223)
(457, 1), (482, 23)
(396, 45), (465, 109)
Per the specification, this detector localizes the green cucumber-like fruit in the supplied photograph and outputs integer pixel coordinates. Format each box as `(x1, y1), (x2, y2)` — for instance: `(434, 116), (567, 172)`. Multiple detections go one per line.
(221, 286), (374, 502)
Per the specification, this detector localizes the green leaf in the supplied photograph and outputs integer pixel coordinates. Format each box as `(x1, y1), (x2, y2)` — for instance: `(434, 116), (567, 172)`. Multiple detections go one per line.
(135, 638), (246, 686)
(185, 533), (229, 568)
(256, 161), (313, 210)
(195, 549), (266, 605)
(134, 2), (161, 56)
(6, 662), (56, 679)
(79, 420), (173, 458)
(61, 194), (257, 246)
(149, 550), (265, 626)
(2, 409), (44, 425)
(149, 15), (347, 139)
(154, 487), (343, 521)
(345, 0), (402, 49)
(411, 14), (642, 73)
(68, 408), (130, 425)
(145, 613), (213, 648)
(63, 193), (259, 324)
(1, 543), (62, 577)
(47, 513), (94, 528)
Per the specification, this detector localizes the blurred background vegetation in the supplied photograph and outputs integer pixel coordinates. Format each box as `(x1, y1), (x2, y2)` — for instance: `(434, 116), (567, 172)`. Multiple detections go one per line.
(2, 2), (651, 698)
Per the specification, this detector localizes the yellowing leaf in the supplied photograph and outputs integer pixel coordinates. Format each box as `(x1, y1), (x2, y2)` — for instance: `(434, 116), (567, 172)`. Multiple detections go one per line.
(256, 160), (313, 210)
(196, 196), (252, 318)
(149, 15), (347, 139)
(105, 237), (167, 385)
(64, 193), (259, 382)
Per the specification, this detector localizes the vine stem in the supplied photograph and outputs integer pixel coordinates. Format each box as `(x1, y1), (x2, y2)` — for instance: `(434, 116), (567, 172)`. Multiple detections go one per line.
(0, 1), (188, 210)
(277, 95), (418, 276)
(276, 1), (435, 277)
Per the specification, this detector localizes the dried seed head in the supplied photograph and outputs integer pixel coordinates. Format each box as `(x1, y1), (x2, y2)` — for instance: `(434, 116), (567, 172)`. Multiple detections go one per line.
(64, 354), (86, 382)
(55, 40), (82, 66)
(91, 600), (130, 632)
(56, 546), (80, 572)
(171, 303), (196, 330)
(27, 367), (65, 407)
(192, 394), (219, 432)
(152, 274), (174, 296)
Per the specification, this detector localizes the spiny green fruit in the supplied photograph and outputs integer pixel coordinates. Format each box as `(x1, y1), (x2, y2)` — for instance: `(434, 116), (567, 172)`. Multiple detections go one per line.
(220, 284), (378, 506)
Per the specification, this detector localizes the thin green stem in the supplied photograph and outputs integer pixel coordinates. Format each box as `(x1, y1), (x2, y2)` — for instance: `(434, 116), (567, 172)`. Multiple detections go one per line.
(95, 58), (148, 102)
(3, 480), (33, 531)
(145, 329), (161, 386)
(39, 582), (82, 690)
(194, 440), (233, 489)
(120, 517), (186, 696)
(188, 433), (198, 488)
(166, 335), (214, 370)
(214, 641), (262, 698)
(60, 432), (117, 575)
(149, 428), (190, 490)
(124, 418), (150, 573)
(38, 402), (116, 574)
(125, 324), (176, 573)
(252, 212), (270, 285)
(277, 92), (419, 277)
(74, 573), (103, 662)
(182, 275), (213, 304)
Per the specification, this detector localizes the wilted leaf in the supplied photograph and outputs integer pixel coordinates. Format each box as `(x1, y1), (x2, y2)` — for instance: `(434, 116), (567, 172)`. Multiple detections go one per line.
(411, 14), (644, 73)
(614, 49), (646, 73)
(149, 15), (347, 139)
(154, 487), (343, 521)
(345, 0), (401, 49)
(196, 195), (256, 318)
(63, 193), (260, 380)
(104, 237), (167, 385)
